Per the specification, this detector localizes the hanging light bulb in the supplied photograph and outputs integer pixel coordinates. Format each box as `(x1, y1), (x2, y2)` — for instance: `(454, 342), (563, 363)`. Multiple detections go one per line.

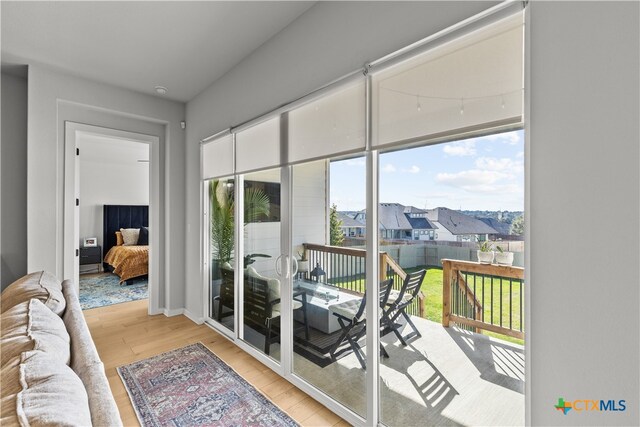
(459, 98), (465, 115)
(416, 95), (422, 112)
(501, 94), (505, 109)
(332, 122), (337, 131)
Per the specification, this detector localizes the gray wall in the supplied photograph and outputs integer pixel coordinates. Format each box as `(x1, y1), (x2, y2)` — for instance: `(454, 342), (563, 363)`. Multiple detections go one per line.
(26, 65), (186, 311)
(185, 1), (640, 425)
(1, 71), (28, 289)
(528, 2), (639, 425)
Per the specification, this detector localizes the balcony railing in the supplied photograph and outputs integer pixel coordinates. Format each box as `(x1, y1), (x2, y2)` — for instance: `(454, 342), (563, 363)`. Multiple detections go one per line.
(442, 259), (524, 340)
(302, 243), (424, 318)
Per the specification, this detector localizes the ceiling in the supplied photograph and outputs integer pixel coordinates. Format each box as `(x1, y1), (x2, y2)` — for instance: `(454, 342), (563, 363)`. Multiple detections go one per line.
(1, 1), (314, 102)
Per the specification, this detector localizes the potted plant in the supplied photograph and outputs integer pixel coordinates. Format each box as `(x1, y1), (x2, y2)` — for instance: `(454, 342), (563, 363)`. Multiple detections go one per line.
(476, 241), (495, 264)
(297, 248), (309, 273)
(494, 245), (514, 266)
(210, 179), (270, 280)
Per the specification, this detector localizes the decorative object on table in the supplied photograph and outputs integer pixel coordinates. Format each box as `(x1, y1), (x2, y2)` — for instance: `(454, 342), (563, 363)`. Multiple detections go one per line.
(310, 262), (326, 282)
(117, 342), (298, 427)
(83, 237), (98, 247)
(78, 273), (147, 310)
(494, 245), (515, 266)
(476, 241), (494, 264)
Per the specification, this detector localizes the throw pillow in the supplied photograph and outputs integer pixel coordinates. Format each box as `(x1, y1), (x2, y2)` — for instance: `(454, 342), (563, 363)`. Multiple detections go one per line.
(137, 226), (149, 245)
(0, 351), (92, 426)
(120, 228), (140, 246)
(0, 271), (66, 316)
(115, 231), (124, 246)
(1, 299), (71, 367)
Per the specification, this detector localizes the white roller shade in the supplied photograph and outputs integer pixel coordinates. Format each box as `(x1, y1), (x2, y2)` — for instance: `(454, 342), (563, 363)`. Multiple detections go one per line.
(373, 15), (523, 148)
(201, 134), (233, 179)
(235, 117), (280, 173)
(288, 82), (366, 163)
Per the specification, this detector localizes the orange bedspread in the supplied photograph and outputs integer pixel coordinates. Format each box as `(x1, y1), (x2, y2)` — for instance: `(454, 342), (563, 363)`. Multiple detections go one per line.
(104, 245), (148, 283)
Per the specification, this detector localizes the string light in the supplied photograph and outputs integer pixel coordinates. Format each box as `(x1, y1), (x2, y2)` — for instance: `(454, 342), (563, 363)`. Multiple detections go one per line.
(459, 98), (464, 115)
(501, 94), (505, 109)
(416, 95), (422, 112)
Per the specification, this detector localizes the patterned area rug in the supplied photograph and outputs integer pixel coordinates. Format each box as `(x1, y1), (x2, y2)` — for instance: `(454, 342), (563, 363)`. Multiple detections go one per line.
(79, 273), (147, 310)
(117, 343), (298, 427)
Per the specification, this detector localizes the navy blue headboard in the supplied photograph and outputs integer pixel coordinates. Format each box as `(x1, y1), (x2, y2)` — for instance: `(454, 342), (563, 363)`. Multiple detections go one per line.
(103, 205), (148, 265)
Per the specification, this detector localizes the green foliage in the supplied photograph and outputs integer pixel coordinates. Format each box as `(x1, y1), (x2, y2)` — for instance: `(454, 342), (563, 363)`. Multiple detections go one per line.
(495, 245), (504, 253)
(329, 204), (344, 246)
(209, 179), (270, 263)
(510, 214), (524, 236)
(477, 241), (494, 252)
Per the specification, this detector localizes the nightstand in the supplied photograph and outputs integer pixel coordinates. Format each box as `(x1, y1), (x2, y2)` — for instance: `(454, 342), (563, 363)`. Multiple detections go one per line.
(80, 245), (102, 273)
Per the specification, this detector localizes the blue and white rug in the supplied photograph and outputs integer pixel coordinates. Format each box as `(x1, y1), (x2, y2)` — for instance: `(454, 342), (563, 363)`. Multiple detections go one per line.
(79, 273), (148, 310)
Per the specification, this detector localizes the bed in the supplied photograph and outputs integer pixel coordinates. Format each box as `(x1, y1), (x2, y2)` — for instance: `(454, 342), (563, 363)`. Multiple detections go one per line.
(102, 205), (149, 284)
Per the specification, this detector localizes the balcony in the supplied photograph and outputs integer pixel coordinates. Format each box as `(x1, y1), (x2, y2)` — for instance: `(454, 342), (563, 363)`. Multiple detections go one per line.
(289, 244), (524, 426)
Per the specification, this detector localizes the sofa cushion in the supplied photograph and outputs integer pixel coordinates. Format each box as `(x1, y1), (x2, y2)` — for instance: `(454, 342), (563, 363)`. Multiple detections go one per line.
(1, 272), (65, 316)
(0, 299), (71, 367)
(0, 351), (92, 427)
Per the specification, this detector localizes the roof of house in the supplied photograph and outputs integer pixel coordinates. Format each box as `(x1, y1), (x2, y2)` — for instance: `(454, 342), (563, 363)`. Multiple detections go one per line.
(478, 217), (512, 235)
(337, 212), (366, 228)
(425, 207), (498, 235)
(378, 203), (436, 231)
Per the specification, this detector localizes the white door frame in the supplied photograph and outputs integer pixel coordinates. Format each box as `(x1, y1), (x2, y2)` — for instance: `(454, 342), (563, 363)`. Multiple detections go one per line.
(63, 122), (161, 315)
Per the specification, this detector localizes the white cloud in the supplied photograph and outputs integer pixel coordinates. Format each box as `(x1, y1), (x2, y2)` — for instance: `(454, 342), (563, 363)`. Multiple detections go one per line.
(481, 131), (521, 145)
(442, 140), (476, 156)
(435, 169), (522, 193)
(403, 165), (420, 174)
(475, 157), (523, 174)
(382, 163), (396, 173)
(516, 151), (525, 158)
(345, 158), (365, 166)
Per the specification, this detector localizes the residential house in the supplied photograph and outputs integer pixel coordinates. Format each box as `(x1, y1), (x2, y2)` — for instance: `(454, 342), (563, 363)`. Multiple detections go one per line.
(425, 207), (498, 242)
(337, 212), (365, 238)
(379, 203), (437, 241)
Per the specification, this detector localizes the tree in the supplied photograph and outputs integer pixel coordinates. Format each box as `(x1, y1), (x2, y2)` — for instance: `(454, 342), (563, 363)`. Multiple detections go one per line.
(510, 214), (524, 236)
(329, 204), (344, 246)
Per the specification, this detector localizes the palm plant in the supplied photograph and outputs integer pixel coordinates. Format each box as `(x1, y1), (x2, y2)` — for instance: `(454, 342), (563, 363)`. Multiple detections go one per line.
(209, 179), (270, 265)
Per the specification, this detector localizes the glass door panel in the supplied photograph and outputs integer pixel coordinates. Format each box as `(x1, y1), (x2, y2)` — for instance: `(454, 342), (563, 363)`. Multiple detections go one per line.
(242, 168), (282, 363)
(207, 177), (235, 333)
(290, 157), (367, 418)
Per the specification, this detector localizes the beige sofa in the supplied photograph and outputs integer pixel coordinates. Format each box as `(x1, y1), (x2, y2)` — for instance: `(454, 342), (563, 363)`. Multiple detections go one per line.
(1, 271), (122, 426)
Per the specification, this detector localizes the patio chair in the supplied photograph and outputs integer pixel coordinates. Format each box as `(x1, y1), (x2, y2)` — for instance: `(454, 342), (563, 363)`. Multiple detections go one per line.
(329, 278), (394, 370)
(382, 269), (427, 346)
(244, 267), (309, 355)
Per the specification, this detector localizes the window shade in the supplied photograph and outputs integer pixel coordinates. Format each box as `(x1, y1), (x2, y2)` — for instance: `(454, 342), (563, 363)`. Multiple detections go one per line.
(373, 15), (523, 148)
(288, 82), (366, 163)
(201, 134), (233, 179)
(235, 117), (280, 173)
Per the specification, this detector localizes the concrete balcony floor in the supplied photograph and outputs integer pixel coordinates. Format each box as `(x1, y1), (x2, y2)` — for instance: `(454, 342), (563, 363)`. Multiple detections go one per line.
(291, 316), (524, 426)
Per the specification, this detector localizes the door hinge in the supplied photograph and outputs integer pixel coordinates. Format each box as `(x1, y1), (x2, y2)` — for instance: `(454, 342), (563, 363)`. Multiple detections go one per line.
(76, 249), (79, 257)
(76, 148), (79, 156)
(76, 198), (79, 206)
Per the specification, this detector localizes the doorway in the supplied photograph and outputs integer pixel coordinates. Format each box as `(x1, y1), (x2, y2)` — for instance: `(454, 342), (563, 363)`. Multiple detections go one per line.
(64, 122), (161, 314)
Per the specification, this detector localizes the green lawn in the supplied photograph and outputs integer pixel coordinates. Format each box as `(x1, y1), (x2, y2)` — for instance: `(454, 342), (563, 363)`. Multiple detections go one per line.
(332, 266), (524, 346)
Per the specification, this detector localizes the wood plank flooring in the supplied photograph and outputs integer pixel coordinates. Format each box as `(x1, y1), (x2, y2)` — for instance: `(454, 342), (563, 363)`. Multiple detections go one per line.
(85, 299), (349, 427)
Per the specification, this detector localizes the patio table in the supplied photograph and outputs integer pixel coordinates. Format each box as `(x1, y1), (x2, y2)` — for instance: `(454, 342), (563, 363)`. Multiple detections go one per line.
(293, 279), (361, 334)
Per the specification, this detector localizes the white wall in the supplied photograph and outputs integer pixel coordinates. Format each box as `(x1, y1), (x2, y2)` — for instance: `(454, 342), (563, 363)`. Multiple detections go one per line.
(1, 71), (28, 289)
(186, 2), (639, 425)
(528, 2), (639, 425)
(26, 65), (186, 311)
(78, 135), (149, 255)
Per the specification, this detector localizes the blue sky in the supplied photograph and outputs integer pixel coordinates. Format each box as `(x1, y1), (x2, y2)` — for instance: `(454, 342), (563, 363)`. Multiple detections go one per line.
(330, 129), (524, 211)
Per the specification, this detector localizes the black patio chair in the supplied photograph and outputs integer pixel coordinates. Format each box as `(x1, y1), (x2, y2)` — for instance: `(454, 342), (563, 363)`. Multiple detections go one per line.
(243, 271), (310, 355)
(382, 269), (427, 346)
(329, 278), (394, 370)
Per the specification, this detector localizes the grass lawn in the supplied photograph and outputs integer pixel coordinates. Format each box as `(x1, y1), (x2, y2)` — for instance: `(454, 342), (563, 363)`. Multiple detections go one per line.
(406, 266), (524, 346)
(332, 266), (524, 346)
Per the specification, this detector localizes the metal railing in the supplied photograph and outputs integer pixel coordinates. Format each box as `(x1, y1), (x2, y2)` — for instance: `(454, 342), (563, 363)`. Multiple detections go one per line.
(442, 259), (524, 340)
(302, 243), (424, 318)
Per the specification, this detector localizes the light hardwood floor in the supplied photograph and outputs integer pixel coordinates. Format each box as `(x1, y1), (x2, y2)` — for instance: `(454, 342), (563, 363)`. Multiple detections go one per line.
(85, 299), (349, 427)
